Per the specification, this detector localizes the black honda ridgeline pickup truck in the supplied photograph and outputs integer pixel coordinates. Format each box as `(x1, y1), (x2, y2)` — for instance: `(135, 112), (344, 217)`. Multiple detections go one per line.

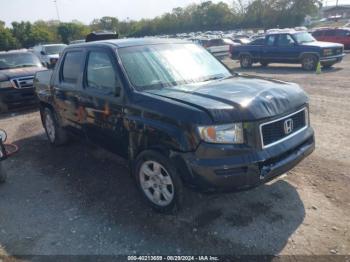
(34, 39), (315, 212)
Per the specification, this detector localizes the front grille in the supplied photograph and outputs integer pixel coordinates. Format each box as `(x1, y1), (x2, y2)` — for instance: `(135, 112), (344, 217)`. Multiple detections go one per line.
(335, 47), (343, 55)
(323, 47), (343, 57)
(10, 76), (34, 89)
(260, 108), (307, 148)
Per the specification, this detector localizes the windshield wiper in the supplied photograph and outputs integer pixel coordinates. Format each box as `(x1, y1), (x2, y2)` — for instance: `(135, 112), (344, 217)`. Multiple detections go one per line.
(202, 75), (234, 82)
(202, 76), (225, 82)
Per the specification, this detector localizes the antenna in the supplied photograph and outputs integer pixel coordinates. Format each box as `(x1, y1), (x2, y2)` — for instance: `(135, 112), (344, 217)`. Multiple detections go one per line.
(53, 0), (60, 21)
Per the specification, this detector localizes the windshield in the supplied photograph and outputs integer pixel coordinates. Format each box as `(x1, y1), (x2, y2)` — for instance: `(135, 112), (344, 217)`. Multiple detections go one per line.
(44, 45), (66, 55)
(293, 32), (316, 44)
(118, 43), (232, 91)
(0, 53), (42, 70)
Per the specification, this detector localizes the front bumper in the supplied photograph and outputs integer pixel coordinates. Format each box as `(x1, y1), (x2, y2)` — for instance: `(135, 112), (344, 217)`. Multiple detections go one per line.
(320, 53), (346, 63)
(178, 127), (315, 191)
(0, 87), (38, 111)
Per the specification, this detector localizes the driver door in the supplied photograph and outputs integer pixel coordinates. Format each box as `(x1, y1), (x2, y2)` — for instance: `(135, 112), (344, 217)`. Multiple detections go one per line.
(275, 34), (300, 62)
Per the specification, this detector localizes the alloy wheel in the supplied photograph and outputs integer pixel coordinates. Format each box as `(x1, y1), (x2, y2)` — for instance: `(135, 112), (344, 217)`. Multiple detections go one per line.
(139, 160), (175, 207)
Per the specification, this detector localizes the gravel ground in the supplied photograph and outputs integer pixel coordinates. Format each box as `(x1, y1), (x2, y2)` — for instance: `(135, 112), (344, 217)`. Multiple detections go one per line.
(0, 56), (349, 258)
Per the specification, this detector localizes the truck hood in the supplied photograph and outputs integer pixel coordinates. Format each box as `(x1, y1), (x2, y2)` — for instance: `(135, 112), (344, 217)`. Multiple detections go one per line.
(302, 41), (344, 48)
(0, 67), (46, 82)
(145, 75), (308, 123)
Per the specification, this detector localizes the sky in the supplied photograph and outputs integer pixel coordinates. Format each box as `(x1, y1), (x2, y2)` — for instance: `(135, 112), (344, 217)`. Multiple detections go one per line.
(1, 0), (350, 26)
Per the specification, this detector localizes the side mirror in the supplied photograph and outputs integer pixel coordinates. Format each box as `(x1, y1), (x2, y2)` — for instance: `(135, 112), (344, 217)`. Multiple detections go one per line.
(0, 129), (7, 143)
(40, 51), (46, 55)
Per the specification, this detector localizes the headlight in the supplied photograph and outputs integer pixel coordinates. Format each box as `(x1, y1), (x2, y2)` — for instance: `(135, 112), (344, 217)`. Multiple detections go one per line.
(197, 123), (244, 144)
(0, 81), (14, 89)
(323, 48), (332, 56)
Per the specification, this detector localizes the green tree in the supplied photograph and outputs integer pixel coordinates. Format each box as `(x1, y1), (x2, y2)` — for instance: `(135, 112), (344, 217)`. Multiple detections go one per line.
(57, 22), (90, 43)
(0, 24), (19, 51)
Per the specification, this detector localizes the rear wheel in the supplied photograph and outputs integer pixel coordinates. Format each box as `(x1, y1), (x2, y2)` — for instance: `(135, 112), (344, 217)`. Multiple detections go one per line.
(301, 55), (318, 71)
(240, 55), (252, 69)
(42, 108), (68, 146)
(134, 150), (183, 213)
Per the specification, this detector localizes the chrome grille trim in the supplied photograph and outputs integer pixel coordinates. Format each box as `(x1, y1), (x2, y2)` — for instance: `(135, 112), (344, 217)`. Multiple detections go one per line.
(10, 76), (34, 89)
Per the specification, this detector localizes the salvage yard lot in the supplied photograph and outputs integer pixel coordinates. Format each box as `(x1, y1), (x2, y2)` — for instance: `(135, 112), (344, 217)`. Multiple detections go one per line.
(0, 56), (350, 256)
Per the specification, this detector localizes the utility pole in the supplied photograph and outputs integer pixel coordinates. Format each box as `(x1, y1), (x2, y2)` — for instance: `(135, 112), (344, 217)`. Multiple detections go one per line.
(53, 0), (60, 21)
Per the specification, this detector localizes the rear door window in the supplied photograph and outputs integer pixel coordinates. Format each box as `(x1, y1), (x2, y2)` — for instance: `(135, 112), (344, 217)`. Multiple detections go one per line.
(266, 35), (277, 46)
(61, 51), (84, 84)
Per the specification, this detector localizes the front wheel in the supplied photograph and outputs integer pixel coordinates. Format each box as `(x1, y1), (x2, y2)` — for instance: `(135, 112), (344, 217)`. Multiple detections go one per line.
(42, 108), (68, 146)
(240, 55), (252, 69)
(134, 150), (183, 213)
(301, 55), (318, 71)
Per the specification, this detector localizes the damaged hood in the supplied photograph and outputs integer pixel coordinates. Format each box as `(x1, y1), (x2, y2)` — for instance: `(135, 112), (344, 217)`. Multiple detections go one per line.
(0, 67), (45, 82)
(145, 75), (308, 123)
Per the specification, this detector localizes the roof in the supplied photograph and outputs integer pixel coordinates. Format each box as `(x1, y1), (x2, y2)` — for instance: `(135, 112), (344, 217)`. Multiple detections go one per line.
(69, 38), (190, 49)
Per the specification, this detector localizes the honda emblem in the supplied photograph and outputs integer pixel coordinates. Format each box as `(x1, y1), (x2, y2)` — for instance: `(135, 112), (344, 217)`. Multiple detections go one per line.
(284, 119), (294, 135)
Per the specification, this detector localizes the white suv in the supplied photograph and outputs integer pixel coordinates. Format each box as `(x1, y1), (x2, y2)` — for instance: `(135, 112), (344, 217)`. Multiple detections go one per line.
(33, 44), (67, 67)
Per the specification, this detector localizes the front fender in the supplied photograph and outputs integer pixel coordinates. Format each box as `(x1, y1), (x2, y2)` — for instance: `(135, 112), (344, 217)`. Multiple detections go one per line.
(125, 114), (199, 160)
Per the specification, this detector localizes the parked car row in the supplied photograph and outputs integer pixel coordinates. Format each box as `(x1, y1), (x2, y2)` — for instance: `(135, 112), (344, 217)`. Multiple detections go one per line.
(0, 27), (348, 113)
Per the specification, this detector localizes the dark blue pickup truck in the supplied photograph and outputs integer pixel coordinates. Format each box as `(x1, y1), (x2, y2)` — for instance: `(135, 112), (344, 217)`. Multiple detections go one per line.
(231, 30), (346, 70)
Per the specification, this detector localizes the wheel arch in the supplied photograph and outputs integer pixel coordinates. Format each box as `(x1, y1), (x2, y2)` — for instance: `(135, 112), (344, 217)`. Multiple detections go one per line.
(299, 52), (320, 61)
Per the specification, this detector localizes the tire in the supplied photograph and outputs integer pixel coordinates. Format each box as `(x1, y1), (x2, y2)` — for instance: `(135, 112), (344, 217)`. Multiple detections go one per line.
(301, 54), (318, 71)
(0, 162), (6, 183)
(42, 107), (68, 146)
(240, 54), (252, 69)
(260, 61), (269, 67)
(133, 150), (183, 213)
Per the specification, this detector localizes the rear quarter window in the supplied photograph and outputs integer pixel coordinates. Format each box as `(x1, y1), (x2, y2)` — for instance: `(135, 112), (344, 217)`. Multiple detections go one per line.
(250, 38), (265, 45)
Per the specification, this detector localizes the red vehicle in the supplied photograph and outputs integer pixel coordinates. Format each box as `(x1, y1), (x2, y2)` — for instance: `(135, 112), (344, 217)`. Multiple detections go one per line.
(312, 28), (350, 49)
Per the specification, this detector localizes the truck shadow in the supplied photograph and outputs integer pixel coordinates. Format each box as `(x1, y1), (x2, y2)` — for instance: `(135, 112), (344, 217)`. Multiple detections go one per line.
(1, 133), (305, 256)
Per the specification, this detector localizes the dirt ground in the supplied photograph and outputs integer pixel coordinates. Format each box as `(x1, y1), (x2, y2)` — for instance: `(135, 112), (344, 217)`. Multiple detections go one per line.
(0, 56), (349, 258)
